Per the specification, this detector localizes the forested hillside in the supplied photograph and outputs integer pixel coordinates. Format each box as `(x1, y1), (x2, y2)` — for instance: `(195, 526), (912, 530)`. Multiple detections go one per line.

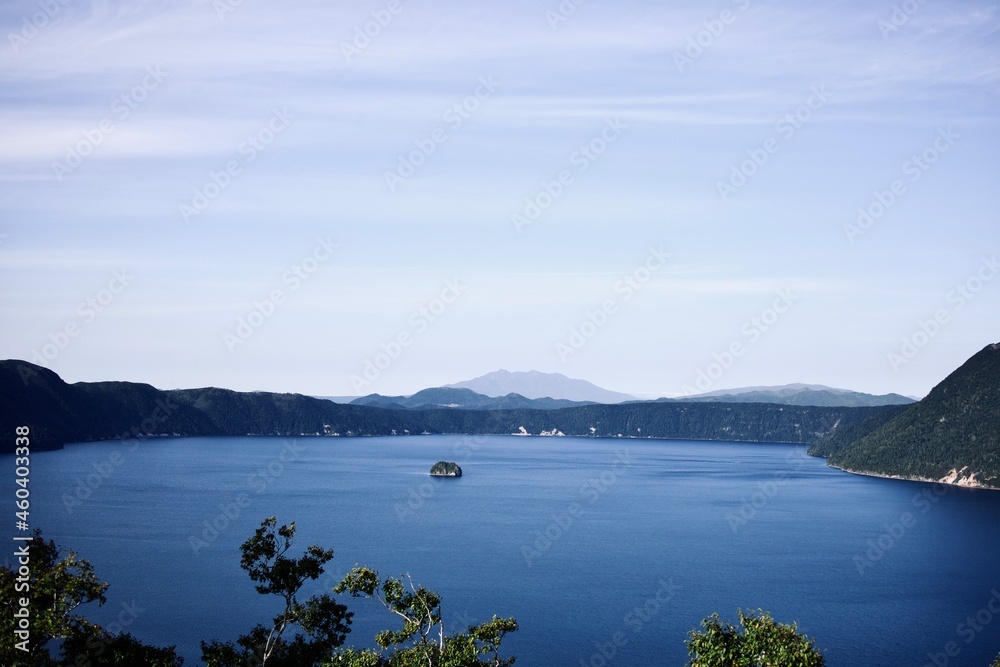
(0, 360), (888, 452)
(808, 343), (1000, 488)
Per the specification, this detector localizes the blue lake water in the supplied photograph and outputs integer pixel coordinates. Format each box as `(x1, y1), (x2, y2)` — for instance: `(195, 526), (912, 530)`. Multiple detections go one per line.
(5, 435), (1000, 666)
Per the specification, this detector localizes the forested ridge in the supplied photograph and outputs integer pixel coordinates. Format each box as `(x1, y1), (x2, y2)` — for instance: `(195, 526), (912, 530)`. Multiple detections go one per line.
(5, 347), (998, 492)
(0, 360), (886, 452)
(808, 343), (1000, 488)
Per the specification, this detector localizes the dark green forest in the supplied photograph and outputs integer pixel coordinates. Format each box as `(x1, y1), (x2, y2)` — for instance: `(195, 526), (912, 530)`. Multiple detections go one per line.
(0, 360), (888, 453)
(4, 343), (998, 488)
(809, 343), (1000, 487)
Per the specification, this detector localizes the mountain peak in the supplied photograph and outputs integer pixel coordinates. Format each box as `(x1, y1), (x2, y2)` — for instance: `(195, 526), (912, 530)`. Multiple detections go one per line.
(444, 370), (635, 404)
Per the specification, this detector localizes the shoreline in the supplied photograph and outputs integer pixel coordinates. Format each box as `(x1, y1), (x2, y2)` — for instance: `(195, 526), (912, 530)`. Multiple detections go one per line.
(827, 462), (1000, 491)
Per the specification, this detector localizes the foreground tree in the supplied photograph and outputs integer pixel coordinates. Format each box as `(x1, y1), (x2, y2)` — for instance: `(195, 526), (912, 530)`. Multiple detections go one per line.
(686, 609), (824, 667)
(1, 529), (106, 664)
(203, 518), (518, 667)
(333, 567), (517, 667)
(201, 517), (353, 667)
(0, 529), (181, 666)
(60, 628), (183, 666)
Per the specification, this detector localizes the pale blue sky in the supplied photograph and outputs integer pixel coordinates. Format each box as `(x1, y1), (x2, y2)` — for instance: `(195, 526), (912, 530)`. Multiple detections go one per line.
(1, 0), (997, 398)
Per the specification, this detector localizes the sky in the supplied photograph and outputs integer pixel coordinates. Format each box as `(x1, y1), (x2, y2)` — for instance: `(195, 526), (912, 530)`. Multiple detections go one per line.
(0, 0), (997, 400)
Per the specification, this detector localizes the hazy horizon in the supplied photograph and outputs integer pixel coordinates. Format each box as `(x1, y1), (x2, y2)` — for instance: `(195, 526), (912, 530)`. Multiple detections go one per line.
(4, 357), (931, 402)
(1, 0), (997, 399)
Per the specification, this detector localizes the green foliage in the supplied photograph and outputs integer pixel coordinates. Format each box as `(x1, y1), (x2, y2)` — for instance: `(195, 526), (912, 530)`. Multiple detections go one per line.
(989, 653), (1000, 667)
(0, 529), (107, 662)
(200, 517), (352, 667)
(60, 629), (183, 666)
(686, 609), (824, 667)
(0, 518), (515, 667)
(198, 520), (517, 667)
(0, 529), (181, 666)
(807, 405), (909, 458)
(1, 523), (851, 667)
(810, 343), (1000, 487)
(333, 567), (517, 667)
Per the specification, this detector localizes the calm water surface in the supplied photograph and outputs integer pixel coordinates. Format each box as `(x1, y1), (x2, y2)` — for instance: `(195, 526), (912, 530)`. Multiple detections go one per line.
(5, 435), (1000, 666)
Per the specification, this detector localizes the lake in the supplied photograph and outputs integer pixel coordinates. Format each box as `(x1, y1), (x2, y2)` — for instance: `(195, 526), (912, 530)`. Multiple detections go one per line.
(6, 435), (1000, 666)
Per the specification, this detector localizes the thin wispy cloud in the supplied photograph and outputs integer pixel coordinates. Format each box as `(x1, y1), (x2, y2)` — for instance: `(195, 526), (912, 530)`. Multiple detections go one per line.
(0, 0), (996, 397)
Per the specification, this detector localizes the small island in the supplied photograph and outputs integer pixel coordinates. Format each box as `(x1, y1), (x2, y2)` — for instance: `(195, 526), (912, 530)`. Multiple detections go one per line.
(430, 461), (462, 477)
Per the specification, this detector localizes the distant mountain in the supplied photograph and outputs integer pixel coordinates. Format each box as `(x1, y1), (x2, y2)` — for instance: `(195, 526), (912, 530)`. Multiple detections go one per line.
(673, 384), (915, 408)
(693, 383), (839, 396)
(445, 370), (635, 403)
(0, 359), (889, 453)
(809, 343), (1000, 489)
(350, 387), (590, 410)
(313, 395), (362, 404)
